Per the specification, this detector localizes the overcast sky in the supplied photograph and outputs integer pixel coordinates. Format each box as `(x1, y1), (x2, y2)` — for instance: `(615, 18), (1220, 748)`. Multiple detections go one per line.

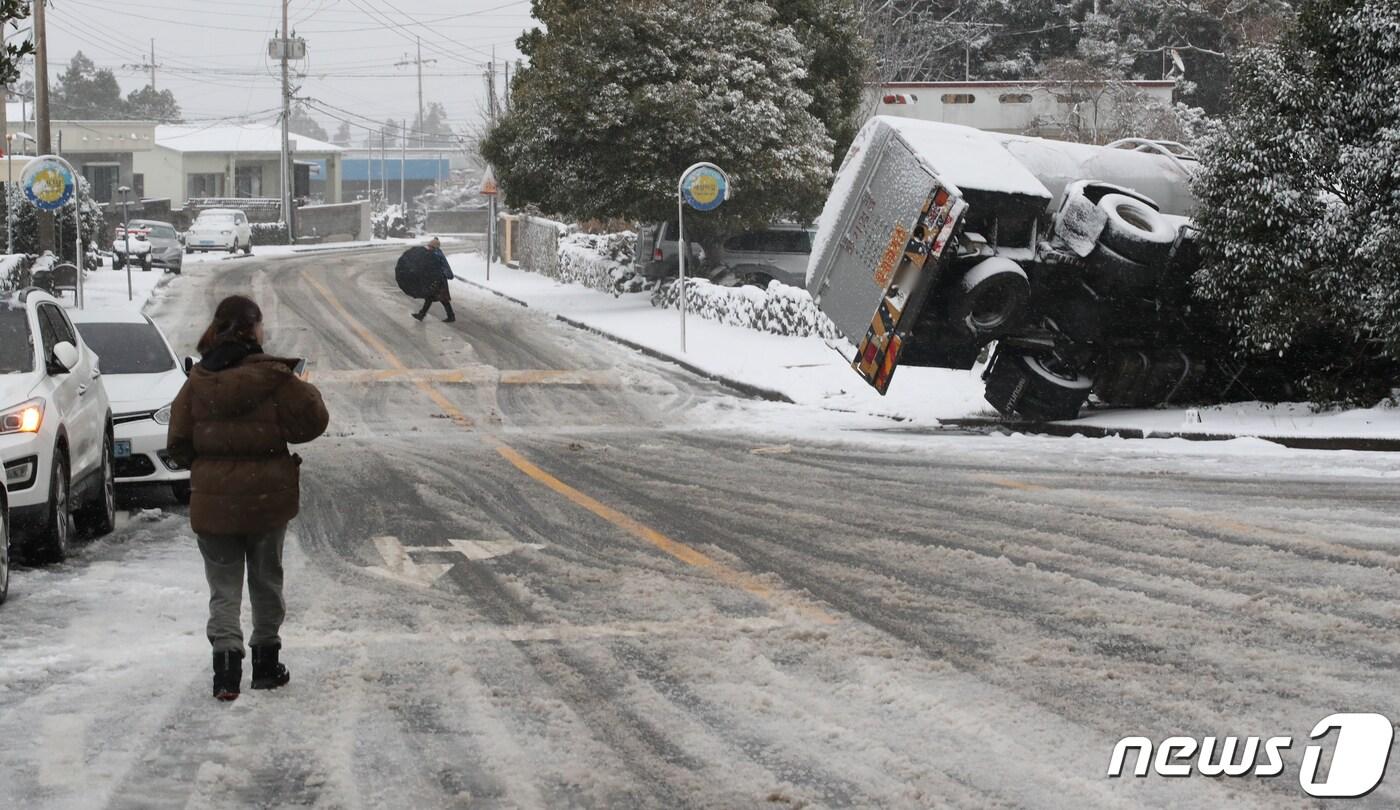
(35, 0), (534, 141)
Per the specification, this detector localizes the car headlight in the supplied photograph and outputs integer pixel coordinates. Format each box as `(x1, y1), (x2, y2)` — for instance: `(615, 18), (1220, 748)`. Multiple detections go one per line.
(153, 404), (172, 425)
(221, 230), (232, 236)
(0, 398), (45, 435)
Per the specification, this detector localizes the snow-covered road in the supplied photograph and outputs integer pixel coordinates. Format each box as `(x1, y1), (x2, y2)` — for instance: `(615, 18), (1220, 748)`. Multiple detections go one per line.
(2, 245), (1398, 808)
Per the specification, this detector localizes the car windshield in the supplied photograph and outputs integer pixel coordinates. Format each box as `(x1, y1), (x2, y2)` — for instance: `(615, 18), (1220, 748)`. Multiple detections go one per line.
(133, 222), (178, 239)
(197, 214), (236, 226)
(74, 322), (175, 374)
(0, 308), (34, 373)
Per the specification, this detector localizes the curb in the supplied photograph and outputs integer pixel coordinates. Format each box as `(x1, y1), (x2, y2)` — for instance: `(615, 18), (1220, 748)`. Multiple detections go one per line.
(457, 278), (793, 403)
(940, 418), (1400, 453)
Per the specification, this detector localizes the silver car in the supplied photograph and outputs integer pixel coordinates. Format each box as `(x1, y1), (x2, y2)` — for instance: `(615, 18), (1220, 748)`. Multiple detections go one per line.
(640, 222), (815, 288)
(114, 219), (183, 274)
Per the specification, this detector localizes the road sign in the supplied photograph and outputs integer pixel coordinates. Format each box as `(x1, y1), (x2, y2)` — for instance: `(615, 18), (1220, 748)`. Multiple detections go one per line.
(21, 157), (76, 211)
(479, 168), (498, 196)
(680, 163), (729, 212)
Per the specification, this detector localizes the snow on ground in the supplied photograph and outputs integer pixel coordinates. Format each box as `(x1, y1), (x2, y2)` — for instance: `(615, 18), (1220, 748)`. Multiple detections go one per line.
(182, 236), (437, 266)
(448, 252), (992, 425)
(69, 261), (171, 316)
(450, 251), (1400, 444)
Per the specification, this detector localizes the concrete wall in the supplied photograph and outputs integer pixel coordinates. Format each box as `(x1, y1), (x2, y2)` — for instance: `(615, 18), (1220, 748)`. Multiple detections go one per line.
(294, 200), (370, 242)
(424, 208), (489, 234)
(513, 215), (567, 278)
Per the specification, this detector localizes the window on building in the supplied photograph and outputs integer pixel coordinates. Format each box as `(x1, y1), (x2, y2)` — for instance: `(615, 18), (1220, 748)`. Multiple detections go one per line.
(941, 93), (976, 104)
(999, 93), (1034, 104)
(235, 165), (263, 198)
(188, 173), (224, 199)
(133, 173), (145, 198)
(82, 164), (120, 203)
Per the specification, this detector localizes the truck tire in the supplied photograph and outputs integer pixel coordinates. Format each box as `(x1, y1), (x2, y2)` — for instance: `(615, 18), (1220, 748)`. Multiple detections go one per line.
(1097, 193), (1176, 264)
(982, 347), (1093, 422)
(1086, 242), (1158, 300)
(952, 257), (1028, 337)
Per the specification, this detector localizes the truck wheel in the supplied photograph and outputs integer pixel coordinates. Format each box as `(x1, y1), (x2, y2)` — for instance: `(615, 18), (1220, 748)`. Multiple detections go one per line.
(982, 347), (1093, 422)
(1097, 193), (1176, 263)
(953, 257), (1028, 337)
(1086, 242), (1158, 300)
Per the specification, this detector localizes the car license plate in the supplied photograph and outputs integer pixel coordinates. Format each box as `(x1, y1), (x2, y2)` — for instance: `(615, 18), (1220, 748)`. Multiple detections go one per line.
(115, 440), (132, 458)
(199, 240), (215, 246)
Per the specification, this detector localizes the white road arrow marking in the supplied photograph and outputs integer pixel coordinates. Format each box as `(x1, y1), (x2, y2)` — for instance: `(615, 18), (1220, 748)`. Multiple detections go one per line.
(447, 539), (546, 561)
(364, 536), (453, 589)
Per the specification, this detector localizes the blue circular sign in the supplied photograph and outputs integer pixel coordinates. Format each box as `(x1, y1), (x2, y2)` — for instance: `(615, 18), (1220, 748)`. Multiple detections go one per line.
(681, 165), (729, 212)
(21, 158), (76, 211)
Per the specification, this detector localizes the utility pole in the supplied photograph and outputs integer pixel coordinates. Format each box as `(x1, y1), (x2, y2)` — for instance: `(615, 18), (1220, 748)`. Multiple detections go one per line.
(32, 0), (56, 253)
(278, 1), (293, 245)
(395, 40), (436, 148)
(125, 39), (161, 89)
(399, 119), (406, 207)
(380, 127), (387, 204)
(503, 62), (510, 113)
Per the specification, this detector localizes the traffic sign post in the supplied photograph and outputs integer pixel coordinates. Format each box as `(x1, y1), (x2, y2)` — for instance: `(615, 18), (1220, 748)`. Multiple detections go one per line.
(21, 155), (85, 308)
(480, 168), (498, 281)
(676, 162), (730, 353)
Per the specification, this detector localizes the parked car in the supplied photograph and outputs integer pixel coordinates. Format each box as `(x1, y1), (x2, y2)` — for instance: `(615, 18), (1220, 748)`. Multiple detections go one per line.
(70, 309), (191, 504)
(185, 208), (254, 255)
(639, 222), (816, 287)
(114, 219), (183, 273)
(0, 289), (116, 562)
(1, 482), (10, 605)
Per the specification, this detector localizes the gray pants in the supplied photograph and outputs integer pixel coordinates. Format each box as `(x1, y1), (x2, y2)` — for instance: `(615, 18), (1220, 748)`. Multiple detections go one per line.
(197, 527), (287, 655)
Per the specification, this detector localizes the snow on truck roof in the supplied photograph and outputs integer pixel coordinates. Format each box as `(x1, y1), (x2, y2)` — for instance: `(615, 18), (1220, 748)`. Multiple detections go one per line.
(878, 117), (1052, 202)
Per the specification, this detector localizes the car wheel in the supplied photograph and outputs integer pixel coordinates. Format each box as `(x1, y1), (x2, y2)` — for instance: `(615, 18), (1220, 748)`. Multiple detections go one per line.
(171, 481), (192, 506)
(1097, 193), (1176, 264)
(244, 241), (253, 255)
(185, 247), (194, 255)
(33, 452), (74, 564)
(142, 255), (152, 272)
(228, 241), (239, 255)
(982, 346), (1094, 422)
(114, 257), (126, 271)
(0, 490), (10, 605)
(75, 434), (116, 539)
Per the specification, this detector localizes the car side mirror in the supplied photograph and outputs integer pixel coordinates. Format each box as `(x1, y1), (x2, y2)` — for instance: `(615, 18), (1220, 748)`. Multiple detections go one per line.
(183, 356), (196, 375)
(50, 341), (80, 374)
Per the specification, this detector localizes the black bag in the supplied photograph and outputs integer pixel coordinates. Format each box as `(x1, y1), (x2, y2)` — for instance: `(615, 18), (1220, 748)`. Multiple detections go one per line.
(395, 246), (439, 299)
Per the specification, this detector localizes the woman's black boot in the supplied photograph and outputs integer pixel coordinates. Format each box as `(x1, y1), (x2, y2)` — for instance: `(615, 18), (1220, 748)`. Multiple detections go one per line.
(212, 650), (243, 701)
(250, 644), (290, 690)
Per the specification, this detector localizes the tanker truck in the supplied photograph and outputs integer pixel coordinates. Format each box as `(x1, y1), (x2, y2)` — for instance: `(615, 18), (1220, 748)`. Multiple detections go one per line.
(805, 116), (1224, 421)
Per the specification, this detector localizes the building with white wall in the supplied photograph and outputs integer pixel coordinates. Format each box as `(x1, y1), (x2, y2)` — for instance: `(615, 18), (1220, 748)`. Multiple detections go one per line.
(866, 80), (1176, 141)
(133, 124), (343, 208)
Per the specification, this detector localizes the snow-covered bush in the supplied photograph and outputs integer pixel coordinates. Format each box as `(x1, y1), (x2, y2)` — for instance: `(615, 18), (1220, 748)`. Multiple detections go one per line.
(3, 178), (105, 264)
(1192, 0), (1400, 404)
(0, 253), (31, 293)
(557, 231), (642, 296)
(250, 221), (287, 246)
(651, 278), (842, 340)
(372, 204), (415, 239)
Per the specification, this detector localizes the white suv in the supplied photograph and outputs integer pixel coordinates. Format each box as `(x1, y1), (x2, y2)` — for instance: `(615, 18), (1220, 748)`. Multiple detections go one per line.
(185, 208), (254, 255)
(0, 290), (117, 563)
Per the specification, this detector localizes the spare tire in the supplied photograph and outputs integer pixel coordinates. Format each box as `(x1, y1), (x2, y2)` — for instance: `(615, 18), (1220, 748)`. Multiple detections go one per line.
(982, 347), (1093, 422)
(1097, 193), (1176, 264)
(395, 246), (439, 298)
(951, 257), (1029, 337)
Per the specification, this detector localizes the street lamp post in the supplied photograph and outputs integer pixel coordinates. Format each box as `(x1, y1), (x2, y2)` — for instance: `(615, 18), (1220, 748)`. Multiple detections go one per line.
(118, 185), (132, 301)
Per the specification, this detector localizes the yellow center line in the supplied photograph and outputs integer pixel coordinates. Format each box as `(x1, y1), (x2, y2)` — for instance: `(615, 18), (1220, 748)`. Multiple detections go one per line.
(976, 475), (1049, 492)
(303, 269), (834, 623)
(304, 273), (474, 429)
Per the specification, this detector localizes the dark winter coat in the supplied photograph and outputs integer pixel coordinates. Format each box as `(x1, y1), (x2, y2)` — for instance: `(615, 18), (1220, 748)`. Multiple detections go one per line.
(167, 341), (330, 536)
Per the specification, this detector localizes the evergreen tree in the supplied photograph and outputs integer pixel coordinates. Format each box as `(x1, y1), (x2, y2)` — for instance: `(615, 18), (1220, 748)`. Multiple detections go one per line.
(126, 85), (181, 123)
(0, 0), (34, 87)
(411, 101), (453, 145)
(482, 0), (839, 242)
(51, 52), (129, 119)
(333, 120), (353, 146)
(1191, 0), (1400, 402)
(288, 104), (329, 141)
(769, 0), (869, 162)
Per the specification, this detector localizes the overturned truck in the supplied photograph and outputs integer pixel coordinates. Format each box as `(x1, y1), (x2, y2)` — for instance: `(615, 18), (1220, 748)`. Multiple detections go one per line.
(807, 116), (1225, 421)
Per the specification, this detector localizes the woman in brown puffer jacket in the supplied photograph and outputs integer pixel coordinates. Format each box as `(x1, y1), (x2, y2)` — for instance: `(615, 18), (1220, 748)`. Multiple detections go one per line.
(168, 295), (329, 702)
